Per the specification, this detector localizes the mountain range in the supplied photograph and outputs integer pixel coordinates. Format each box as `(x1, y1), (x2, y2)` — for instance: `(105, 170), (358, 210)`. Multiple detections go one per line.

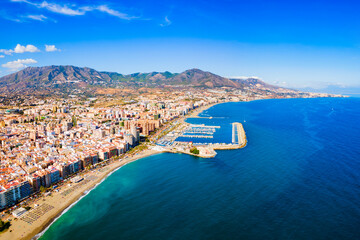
(0, 65), (282, 97)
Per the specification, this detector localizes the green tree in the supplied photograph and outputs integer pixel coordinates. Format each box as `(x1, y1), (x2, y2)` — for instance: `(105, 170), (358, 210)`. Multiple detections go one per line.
(190, 147), (200, 155)
(72, 116), (77, 127)
(0, 219), (11, 232)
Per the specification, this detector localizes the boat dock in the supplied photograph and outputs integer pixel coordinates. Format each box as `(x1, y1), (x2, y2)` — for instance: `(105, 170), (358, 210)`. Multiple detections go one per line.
(232, 122), (246, 146)
(192, 122), (247, 150)
(156, 122), (247, 158)
(179, 134), (213, 139)
(189, 124), (221, 129)
(178, 124), (221, 139)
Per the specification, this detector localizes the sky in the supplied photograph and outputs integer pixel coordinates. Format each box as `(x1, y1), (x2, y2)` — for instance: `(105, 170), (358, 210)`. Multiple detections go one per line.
(0, 0), (359, 88)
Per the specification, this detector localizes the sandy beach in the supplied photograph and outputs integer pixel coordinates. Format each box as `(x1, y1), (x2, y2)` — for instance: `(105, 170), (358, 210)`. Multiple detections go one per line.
(0, 102), (219, 240)
(186, 102), (218, 119)
(0, 149), (161, 240)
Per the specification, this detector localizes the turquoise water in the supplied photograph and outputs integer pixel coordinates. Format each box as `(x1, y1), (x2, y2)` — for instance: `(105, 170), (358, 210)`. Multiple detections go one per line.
(40, 98), (360, 240)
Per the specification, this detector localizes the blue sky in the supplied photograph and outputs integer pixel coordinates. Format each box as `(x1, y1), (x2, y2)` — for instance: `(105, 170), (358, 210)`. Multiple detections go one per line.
(0, 0), (359, 88)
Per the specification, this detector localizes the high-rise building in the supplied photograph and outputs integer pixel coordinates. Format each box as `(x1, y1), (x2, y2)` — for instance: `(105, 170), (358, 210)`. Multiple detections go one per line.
(0, 181), (32, 210)
(30, 130), (38, 141)
(131, 126), (139, 144)
(143, 122), (149, 135)
(95, 129), (106, 139)
(125, 134), (134, 147)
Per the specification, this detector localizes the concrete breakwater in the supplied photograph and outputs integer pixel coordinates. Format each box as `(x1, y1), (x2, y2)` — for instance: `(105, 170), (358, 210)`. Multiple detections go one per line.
(177, 123), (247, 158)
(179, 134), (214, 139)
(206, 123), (247, 151)
(164, 147), (217, 158)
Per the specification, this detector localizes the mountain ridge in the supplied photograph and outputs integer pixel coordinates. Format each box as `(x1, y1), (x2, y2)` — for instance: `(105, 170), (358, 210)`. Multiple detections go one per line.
(0, 65), (283, 96)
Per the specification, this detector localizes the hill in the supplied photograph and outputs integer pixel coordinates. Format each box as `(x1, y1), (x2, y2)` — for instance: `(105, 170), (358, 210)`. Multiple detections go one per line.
(0, 65), (277, 97)
(230, 77), (280, 90)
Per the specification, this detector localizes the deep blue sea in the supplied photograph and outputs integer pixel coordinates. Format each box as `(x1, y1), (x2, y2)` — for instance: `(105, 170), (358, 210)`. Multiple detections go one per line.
(40, 98), (360, 240)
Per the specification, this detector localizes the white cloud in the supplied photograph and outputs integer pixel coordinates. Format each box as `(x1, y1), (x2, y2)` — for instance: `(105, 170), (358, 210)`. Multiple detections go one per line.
(96, 5), (135, 20)
(1, 58), (37, 71)
(9, 0), (27, 2)
(0, 44), (40, 55)
(0, 55), (4, 58)
(160, 16), (171, 27)
(10, 0), (83, 16)
(40, 1), (84, 16)
(0, 49), (13, 55)
(11, 0), (136, 19)
(229, 76), (261, 80)
(14, 44), (40, 53)
(45, 44), (60, 52)
(26, 14), (47, 21)
(273, 80), (287, 87)
(1, 14), (22, 23)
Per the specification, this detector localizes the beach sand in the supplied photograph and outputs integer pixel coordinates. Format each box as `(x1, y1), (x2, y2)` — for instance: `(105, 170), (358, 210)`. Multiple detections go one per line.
(0, 150), (161, 240)
(187, 103), (218, 118)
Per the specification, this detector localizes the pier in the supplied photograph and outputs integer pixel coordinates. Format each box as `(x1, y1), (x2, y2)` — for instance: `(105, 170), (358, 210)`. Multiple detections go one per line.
(179, 134), (213, 139)
(232, 122), (246, 146)
(193, 122), (247, 151)
(178, 124), (221, 139)
(183, 130), (215, 134)
(189, 124), (221, 129)
(189, 116), (226, 119)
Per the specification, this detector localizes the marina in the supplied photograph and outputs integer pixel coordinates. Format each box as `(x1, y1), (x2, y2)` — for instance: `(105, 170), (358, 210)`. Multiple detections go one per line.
(155, 120), (247, 158)
(179, 124), (220, 139)
(178, 134), (213, 138)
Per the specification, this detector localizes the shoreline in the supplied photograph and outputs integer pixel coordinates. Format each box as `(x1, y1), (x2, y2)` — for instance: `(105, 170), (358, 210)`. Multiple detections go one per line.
(1, 150), (162, 240)
(1, 97), (323, 240)
(4, 97), (329, 239)
(1, 102), (219, 240)
(33, 149), (162, 240)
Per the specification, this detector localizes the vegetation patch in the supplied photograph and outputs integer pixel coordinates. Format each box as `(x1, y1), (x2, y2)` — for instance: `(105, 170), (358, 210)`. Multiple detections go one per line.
(0, 220), (11, 233)
(190, 147), (200, 155)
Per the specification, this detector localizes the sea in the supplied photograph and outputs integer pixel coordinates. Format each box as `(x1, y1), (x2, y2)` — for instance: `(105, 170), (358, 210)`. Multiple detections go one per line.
(39, 97), (360, 240)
